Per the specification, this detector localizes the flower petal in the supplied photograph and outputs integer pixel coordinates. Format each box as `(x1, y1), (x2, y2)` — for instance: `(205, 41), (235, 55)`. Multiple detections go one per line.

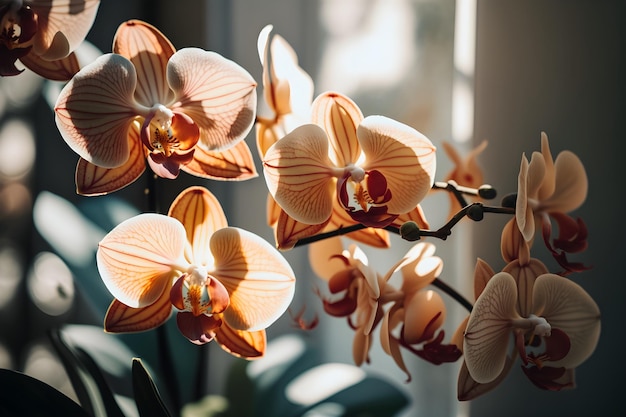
(168, 186), (228, 266)
(263, 124), (337, 224)
(516, 152), (546, 241)
(502, 258), (549, 318)
(532, 274), (601, 369)
(181, 139), (258, 181)
(274, 209), (329, 251)
(167, 48), (257, 151)
(308, 236), (347, 281)
(19, 50), (80, 81)
(327, 201), (391, 248)
(113, 19), (176, 106)
(215, 323), (266, 359)
(464, 272), (519, 384)
(311, 92), (363, 166)
(543, 151), (588, 213)
(104, 288), (172, 333)
(457, 356), (515, 401)
(30, 0), (100, 60)
(473, 258), (495, 300)
(380, 305), (412, 381)
(393, 204), (430, 230)
(403, 290), (446, 344)
(176, 311), (221, 345)
(359, 116), (436, 215)
(97, 213), (187, 308)
(75, 122), (146, 195)
(54, 53), (139, 168)
(211, 227), (295, 331)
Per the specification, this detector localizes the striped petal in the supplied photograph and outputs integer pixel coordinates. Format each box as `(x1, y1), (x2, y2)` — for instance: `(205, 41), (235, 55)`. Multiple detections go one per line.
(532, 274), (600, 369)
(168, 186), (228, 266)
(274, 209), (329, 251)
(75, 122), (146, 195)
(54, 53), (139, 168)
(113, 19), (176, 106)
(328, 202), (390, 248)
(181, 140), (258, 181)
(167, 48), (257, 151)
(104, 287), (172, 333)
(30, 0), (100, 60)
(464, 272), (519, 384)
(359, 116), (437, 215)
(19, 50), (80, 81)
(97, 213), (187, 308)
(211, 227), (295, 331)
(312, 91), (363, 166)
(263, 124), (337, 224)
(215, 324), (266, 359)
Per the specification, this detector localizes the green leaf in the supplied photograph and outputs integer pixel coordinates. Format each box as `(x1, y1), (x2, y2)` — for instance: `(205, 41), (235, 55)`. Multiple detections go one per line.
(132, 358), (172, 417)
(0, 369), (92, 417)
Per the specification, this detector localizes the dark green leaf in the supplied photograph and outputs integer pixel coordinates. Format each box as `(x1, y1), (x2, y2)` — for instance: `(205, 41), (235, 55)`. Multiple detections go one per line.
(132, 358), (172, 417)
(0, 369), (91, 417)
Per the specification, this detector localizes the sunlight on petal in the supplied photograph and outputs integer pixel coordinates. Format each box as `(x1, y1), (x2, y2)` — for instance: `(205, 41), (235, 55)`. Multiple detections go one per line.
(97, 213), (187, 307)
(113, 19), (176, 106)
(215, 324), (266, 359)
(105, 287), (172, 333)
(211, 228), (295, 331)
(308, 236), (347, 280)
(464, 273), (519, 384)
(182, 140), (258, 181)
(275, 210), (329, 251)
(532, 274), (600, 369)
(263, 124), (337, 224)
(359, 116), (436, 214)
(54, 53), (139, 168)
(19, 50), (81, 81)
(168, 48), (257, 151)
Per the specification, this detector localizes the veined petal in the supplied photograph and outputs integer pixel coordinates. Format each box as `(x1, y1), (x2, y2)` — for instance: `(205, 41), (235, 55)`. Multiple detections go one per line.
(274, 210), (329, 251)
(542, 151), (588, 213)
(97, 213), (187, 308)
(181, 140), (258, 181)
(19, 50), (80, 81)
(168, 186), (228, 266)
(473, 258), (495, 300)
(532, 274), (601, 369)
(502, 258), (549, 318)
(168, 48), (257, 151)
(327, 201), (391, 248)
(464, 272), (519, 384)
(457, 356), (515, 401)
(263, 124), (337, 225)
(104, 288), (172, 333)
(30, 0), (100, 60)
(359, 116), (436, 215)
(113, 19), (176, 106)
(54, 53), (139, 168)
(312, 92), (363, 166)
(211, 227), (295, 331)
(76, 122), (146, 195)
(215, 323), (266, 359)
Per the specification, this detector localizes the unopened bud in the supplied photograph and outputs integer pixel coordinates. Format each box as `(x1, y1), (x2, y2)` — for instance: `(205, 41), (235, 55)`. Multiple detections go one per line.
(466, 204), (484, 221)
(501, 193), (517, 208)
(478, 185), (496, 200)
(400, 221), (421, 241)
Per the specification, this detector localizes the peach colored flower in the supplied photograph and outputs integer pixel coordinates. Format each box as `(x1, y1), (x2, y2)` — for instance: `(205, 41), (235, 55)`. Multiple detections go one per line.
(0, 0), (99, 80)
(97, 186), (295, 357)
(442, 140), (488, 216)
(55, 20), (257, 195)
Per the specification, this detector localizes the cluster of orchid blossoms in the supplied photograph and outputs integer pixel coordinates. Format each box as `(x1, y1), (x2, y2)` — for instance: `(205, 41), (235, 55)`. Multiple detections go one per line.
(2, 3), (601, 401)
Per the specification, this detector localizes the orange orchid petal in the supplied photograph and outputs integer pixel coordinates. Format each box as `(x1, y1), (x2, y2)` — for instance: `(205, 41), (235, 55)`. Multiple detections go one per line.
(97, 213), (187, 308)
(215, 323), (266, 359)
(473, 258), (495, 300)
(403, 290), (445, 344)
(532, 274), (600, 369)
(168, 48), (257, 151)
(312, 91), (363, 166)
(327, 202), (391, 248)
(464, 272), (519, 384)
(516, 153), (545, 242)
(275, 209), (329, 251)
(181, 139), (258, 181)
(104, 288), (172, 333)
(537, 132), (555, 200)
(500, 217), (531, 265)
(255, 119), (282, 158)
(54, 53), (139, 168)
(263, 124), (337, 224)
(30, 0), (100, 60)
(168, 186), (228, 266)
(19, 50), (80, 81)
(266, 194), (281, 227)
(393, 204), (430, 230)
(211, 227), (295, 331)
(380, 305), (412, 381)
(352, 329), (371, 366)
(113, 19), (176, 106)
(308, 236), (347, 281)
(544, 151), (588, 213)
(359, 116), (437, 215)
(76, 123), (146, 195)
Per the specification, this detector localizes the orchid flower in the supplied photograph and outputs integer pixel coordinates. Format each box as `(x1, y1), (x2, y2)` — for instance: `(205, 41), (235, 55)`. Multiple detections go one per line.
(516, 132), (588, 271)
(263, 91), (436, 229)
(463, 257), (600, 390)
(55, 19), (258, 195)
(97, 186), (295, 357)
(0, 0), (99, 80)
(442, 140), (488, 216)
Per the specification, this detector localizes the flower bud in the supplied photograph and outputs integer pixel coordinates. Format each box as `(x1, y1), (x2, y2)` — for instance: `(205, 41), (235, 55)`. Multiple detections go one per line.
(400, 221), (421, 241)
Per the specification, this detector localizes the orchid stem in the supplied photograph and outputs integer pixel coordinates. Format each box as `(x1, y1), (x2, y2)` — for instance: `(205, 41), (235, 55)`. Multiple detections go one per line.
(432, 278), (473, 313)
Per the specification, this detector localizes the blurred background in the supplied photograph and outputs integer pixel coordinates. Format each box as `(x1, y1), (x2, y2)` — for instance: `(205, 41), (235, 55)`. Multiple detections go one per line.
(0, 1), (622, 416)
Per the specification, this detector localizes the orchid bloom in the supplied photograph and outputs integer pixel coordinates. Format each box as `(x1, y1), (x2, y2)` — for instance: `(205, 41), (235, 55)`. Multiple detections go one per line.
(380, 242), (461, 381)
(0, 0), (99, 80)
(54, 19), (258, 195)
(97, 186), (295, 358)
(463, 257), (600, 390)
(442, 140), (488, 216)
(263, 91), (436, 229)
(516, 132), (588, 271)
